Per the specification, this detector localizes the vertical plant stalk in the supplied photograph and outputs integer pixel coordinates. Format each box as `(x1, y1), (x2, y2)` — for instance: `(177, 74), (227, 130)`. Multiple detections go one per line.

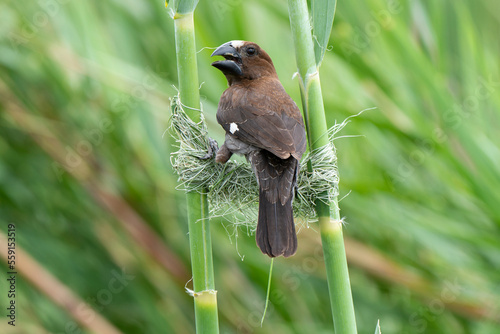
(287, 0), (357, 333)
(173, 10), (219, 334)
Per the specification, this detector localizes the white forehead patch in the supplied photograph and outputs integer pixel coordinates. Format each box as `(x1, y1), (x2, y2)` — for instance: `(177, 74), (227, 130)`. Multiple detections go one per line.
(229, 122), (239, 134)
(230, 40), (245, 48)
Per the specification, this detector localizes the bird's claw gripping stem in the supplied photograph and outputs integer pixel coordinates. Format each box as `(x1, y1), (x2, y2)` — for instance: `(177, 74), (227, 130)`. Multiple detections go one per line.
(199, 137), (219, 160)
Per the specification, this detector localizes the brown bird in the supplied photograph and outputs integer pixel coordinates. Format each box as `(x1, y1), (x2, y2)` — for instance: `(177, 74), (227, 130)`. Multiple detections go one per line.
(211, 41), (307, 257)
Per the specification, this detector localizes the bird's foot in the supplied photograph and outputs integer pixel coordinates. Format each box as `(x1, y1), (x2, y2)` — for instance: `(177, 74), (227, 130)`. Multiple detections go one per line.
(215, 143), (232, 164)
(199, 138), (219, 160)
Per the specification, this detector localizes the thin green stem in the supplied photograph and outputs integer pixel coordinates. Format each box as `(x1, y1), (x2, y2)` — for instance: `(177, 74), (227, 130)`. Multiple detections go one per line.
(174, 12), (219, 334)
(261, 258), (274, 326)
(287, 0), (357, 333)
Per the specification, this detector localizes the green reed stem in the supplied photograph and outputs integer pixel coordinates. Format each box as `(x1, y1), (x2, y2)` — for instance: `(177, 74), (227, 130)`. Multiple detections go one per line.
(173, 11), (219, 334)
(287, 0), (357, 332)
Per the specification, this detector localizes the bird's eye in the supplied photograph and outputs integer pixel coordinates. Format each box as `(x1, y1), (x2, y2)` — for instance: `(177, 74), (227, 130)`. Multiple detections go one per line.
(246, 47), (256, 56)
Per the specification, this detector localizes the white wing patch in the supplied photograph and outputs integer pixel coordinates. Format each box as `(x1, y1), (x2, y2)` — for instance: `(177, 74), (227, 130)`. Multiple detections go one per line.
(229, 122), (239, 134)
(230, 40), (245, 48)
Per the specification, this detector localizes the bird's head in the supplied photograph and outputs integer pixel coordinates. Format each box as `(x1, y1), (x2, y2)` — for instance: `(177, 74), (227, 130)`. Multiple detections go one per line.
(211, 41), (277, 84)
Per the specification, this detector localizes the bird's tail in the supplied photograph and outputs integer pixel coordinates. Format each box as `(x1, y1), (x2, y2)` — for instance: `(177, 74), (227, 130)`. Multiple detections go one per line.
(256, 187), (297, 257)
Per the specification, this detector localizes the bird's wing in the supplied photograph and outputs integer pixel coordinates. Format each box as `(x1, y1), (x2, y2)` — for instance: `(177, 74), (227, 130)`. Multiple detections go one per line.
(217, 81), (307, 160)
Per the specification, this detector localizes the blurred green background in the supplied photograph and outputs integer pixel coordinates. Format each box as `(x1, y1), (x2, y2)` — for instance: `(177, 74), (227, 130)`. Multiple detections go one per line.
(1, 0), (499, 333)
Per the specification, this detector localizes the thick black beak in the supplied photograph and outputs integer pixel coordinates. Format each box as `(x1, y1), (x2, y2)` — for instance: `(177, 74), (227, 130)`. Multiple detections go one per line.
(211, 42), (243, 76)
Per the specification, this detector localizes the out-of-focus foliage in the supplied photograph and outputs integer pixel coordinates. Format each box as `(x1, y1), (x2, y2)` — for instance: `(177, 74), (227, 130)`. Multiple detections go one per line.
(0, 0), (499, 333)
